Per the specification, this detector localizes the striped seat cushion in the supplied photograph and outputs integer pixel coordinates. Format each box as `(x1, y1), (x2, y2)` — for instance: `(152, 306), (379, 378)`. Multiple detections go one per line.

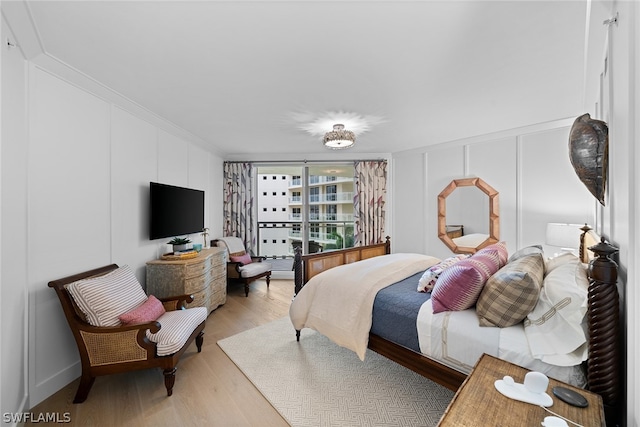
(147, 307), (207, 356)
(66, 265), (148, 327)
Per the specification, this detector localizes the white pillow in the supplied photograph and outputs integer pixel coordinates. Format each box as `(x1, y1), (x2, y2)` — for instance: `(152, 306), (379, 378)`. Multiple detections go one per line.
(524, 257), (589, 366)
(66, 265), (148, 327)
(544, 252), (580, 275)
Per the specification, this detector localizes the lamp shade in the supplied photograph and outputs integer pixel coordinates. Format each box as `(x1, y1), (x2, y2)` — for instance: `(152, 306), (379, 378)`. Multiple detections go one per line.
(545, 223), (583, 249)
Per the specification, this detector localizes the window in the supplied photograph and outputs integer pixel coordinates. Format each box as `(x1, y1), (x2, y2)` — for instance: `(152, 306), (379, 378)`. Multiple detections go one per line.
(310, 187), (319, 202)
(263, 207), (267, 212)
(263, 192), (267, 196)
(310, 205), (319, 220)
(326, 185), (337, 201)
(326, 204), (337, 220)
(273, 192), (277, 196)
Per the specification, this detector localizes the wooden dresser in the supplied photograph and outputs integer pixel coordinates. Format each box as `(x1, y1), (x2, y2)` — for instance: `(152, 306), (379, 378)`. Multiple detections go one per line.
(146, 247), (227, 313)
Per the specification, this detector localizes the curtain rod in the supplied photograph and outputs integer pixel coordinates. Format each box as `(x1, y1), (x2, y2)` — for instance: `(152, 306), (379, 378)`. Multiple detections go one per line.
(223, 159), (386, 164)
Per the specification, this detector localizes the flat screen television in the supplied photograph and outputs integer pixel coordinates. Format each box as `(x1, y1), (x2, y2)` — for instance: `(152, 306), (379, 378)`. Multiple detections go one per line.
(149, 182), (205, 240)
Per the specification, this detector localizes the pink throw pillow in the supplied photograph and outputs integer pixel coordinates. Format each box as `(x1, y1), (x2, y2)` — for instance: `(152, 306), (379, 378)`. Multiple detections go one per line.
(431, 253), (501, 313)
(230, 253), (253, 265)
(118, 295), (165, 325)
(476, 241), (508, 267)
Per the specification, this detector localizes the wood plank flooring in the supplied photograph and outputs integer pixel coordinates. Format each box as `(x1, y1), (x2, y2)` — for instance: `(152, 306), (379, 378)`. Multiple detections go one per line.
(27, 279), (293, 427)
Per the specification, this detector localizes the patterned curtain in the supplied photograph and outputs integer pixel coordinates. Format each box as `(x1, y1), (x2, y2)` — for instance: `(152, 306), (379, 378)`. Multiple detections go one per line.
(223, 162), (256, 254)
(354, 160), (387, 246)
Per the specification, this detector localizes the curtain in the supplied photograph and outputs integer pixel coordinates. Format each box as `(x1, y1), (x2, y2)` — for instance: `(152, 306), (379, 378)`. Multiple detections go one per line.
(223, 162), (256, 254)
(354, 160), (387, 246)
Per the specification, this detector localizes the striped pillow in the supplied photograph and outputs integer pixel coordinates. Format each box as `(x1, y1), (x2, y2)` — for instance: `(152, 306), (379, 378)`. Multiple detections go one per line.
(147, 307), (208, 356)
(431, 252), (501, 313)
(475, 241), (509, 267)
(66, 265), (148, 327)
(476, 253), (544, 327)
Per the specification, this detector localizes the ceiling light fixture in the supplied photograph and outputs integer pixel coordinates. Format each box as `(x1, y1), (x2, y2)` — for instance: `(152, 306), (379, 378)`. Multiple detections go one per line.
(323, 124), (355, 149)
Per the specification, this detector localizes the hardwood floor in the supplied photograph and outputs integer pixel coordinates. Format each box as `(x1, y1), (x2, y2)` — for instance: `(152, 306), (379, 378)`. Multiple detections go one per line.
(28, 279), (293, 427)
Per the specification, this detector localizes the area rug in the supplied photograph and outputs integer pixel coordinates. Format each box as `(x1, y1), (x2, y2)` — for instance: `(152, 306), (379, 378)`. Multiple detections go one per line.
(218, 317), (455, 427)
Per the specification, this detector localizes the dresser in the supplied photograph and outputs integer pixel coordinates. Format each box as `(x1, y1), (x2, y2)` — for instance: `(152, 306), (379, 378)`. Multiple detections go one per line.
(146, 247), (227, 313)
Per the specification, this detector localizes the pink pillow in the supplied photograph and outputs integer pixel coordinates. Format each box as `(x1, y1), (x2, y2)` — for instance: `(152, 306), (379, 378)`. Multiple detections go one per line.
(431, 253), (501, 313)
(230, 253), (253, 264)
(476, 241), (508, 267)
(118, 295), (165, 325)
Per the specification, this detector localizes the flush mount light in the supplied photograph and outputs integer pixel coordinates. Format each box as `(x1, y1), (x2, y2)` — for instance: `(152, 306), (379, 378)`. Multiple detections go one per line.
(323, 124), (356, 149)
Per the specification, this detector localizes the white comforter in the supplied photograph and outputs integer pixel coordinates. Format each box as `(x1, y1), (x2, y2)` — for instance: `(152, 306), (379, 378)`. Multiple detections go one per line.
(289, 253), (439, 360)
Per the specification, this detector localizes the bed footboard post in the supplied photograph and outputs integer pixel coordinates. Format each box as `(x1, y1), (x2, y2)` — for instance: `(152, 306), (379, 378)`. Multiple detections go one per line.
(586, 238), (620, 425)
(293, 247), (303, 296)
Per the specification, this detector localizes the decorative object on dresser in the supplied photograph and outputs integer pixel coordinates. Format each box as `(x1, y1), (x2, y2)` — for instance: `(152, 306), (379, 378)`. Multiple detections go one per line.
(437, 177), (500, 254)
(48, 264), (206, 403)
(147, 247), (227, 313)
(568, 113), (608, 206)
(212, 237), (272, 297)
(168, 236), (192, 253)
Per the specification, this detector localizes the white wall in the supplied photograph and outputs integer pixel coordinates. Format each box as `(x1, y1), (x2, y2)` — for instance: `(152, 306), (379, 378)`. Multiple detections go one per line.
(1, 13), (29, 419)
(586, 1), (638, 424)
(1, 46), (224, 412)
(393, 121), (595, 261)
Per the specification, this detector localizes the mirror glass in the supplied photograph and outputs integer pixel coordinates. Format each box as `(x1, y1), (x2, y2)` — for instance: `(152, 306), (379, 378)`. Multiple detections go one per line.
(438, 177), (500, 254)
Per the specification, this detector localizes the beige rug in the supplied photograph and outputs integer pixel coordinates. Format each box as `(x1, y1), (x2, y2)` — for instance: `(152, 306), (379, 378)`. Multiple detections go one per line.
(218, 317), (455, 427)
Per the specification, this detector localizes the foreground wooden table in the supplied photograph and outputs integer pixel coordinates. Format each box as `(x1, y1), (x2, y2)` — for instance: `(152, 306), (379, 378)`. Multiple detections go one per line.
(438, 353), (605, 427)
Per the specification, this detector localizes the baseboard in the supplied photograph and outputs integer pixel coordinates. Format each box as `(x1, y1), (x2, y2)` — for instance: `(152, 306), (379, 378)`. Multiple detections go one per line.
(28, 361), (80, 409)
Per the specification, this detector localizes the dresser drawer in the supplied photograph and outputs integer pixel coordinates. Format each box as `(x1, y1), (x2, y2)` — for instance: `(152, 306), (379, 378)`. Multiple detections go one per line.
(185, 271), (212, 294)
(187, 288), (210, 311)
(185, 259), (212, 279)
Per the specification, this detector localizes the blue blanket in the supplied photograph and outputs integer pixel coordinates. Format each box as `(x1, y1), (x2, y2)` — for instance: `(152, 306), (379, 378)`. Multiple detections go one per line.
(370, 271), (431, 353)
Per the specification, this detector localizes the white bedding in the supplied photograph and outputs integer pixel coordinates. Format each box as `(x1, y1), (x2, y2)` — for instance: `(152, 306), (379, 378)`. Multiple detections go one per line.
(289, 253), (440, 360)
(417, 299), (587, 387)
(290, 252), (587, 388)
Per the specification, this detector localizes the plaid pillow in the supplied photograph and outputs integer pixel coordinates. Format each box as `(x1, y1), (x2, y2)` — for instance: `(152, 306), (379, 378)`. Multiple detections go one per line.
(476, 253), (544, 327)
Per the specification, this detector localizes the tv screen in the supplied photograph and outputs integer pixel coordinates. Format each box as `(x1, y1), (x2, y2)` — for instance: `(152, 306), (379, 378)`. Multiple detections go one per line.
(149, 182), (205, 240)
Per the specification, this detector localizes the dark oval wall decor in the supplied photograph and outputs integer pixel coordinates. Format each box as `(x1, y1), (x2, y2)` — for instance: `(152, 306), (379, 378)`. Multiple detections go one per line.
(569, 113), (608, 206)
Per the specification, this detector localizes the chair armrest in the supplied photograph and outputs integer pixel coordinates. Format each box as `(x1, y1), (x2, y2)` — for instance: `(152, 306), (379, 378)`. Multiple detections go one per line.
(158, 294), (195, 311)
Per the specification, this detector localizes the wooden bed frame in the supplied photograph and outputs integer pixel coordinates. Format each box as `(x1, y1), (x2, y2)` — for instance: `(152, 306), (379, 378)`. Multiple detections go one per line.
(292, 232), (622, 425)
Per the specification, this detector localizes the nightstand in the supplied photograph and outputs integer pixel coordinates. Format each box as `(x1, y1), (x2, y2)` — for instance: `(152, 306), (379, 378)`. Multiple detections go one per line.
(438, 353), (605, 427)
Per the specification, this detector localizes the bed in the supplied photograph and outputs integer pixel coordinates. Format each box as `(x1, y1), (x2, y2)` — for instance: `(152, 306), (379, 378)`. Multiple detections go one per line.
(290, 232), (621, 424)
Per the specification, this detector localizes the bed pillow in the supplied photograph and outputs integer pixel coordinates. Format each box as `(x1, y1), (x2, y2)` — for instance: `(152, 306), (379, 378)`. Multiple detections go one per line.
(476, 253), (544, 327)
(417, 254), (469, 292)
(508, 245), (544, 263)
(119, 295), (166, 325)
(524, 257), (589, 366)
(475, 241), (508, 267)
(230, 253), (253, 265)
(545, 252), (579, 275)
(66, 265), (148, 327)
(431, 252), (501, 313)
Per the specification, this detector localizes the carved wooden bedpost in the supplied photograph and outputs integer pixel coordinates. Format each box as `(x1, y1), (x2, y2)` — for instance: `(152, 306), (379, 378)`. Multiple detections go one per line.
(586, 238), (620, 423)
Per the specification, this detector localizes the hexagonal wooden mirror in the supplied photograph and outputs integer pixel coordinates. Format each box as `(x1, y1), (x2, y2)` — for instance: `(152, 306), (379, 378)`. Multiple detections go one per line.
(437, 177), (500, 254)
